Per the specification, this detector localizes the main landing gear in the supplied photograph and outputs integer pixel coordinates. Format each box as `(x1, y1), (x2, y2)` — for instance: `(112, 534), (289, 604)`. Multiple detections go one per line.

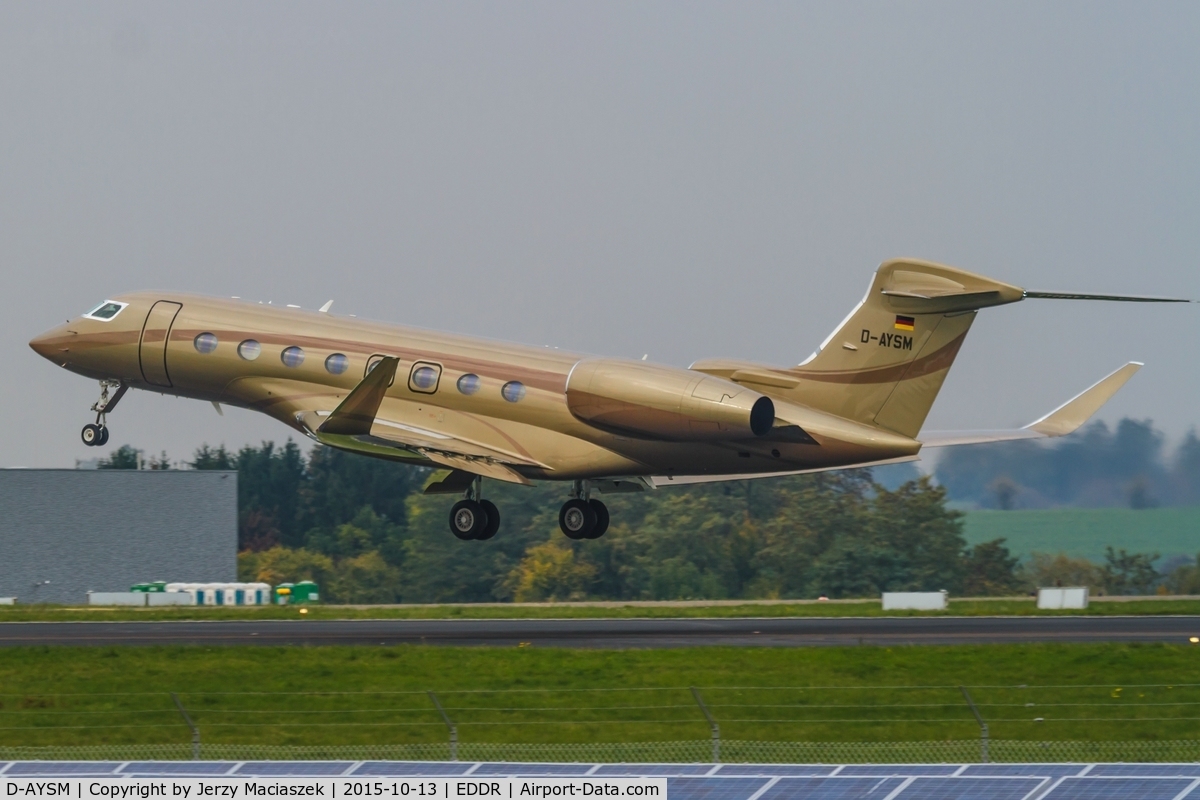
(81, 380), (127, 447)
(448, 476), (501, 541)
(558, 480), (609, 540)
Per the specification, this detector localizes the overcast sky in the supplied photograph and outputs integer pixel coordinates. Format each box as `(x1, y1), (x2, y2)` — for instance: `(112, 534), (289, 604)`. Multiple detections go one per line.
(2, 1), (1197, 469)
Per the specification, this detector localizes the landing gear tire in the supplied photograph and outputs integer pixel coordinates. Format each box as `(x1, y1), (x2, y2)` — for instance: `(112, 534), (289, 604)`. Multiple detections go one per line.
(96, 426), (110, 446)
(449, 500), (488, 540)
(585, 499), (609, 539)
(477, 500), (501, 541)
(81, 424), (101, 447)
(559, 498), (597, 540)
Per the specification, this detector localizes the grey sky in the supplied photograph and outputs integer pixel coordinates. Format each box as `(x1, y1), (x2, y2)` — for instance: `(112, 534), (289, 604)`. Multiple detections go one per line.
(3, 1), (1197, 469)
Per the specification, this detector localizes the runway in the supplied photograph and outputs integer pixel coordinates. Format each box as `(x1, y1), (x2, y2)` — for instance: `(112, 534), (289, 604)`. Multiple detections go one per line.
(1, 615), (1199, 647)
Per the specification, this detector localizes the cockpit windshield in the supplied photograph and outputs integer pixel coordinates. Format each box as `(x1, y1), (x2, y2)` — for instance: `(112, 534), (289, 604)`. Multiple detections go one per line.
(83, 301), (128, 321)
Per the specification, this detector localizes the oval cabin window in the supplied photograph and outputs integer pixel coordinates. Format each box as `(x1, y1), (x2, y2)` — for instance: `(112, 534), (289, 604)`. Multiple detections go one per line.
(237, 340), (261, 361)
(501, 381), (526, 403)
(281, 346), (305, 368)
(409, 363), (441, 394)
(457, 374), (481, 395)
(194, 333), (218, 354)
(325, 353), (349, 375)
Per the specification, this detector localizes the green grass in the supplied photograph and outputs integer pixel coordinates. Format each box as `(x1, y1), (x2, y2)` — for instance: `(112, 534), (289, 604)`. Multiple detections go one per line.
(1, 643), (1199, 747)
(2, 597), (1200, 622)
(964, 506), (1200, 563)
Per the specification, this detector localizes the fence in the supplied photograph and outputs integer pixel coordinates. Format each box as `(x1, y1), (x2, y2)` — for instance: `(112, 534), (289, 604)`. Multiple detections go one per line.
(3, 740), (1200, 763)
(3, 683), (1200, 763)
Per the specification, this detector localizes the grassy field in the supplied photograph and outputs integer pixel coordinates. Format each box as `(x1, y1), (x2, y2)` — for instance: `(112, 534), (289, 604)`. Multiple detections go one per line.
(2, 597), (1200, 622)
(1, 643), (1198, 747)
(964, 505), (1200, 562)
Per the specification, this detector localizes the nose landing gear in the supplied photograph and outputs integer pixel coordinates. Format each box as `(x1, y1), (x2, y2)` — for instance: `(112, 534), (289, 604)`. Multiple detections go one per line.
(448, 476), (502, 540)
(558, 481), (609, 540)
(81, 380), (126, 447)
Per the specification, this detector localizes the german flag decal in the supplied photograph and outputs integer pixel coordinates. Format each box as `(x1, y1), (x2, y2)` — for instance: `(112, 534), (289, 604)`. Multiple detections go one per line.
(894, 315), (915, 331)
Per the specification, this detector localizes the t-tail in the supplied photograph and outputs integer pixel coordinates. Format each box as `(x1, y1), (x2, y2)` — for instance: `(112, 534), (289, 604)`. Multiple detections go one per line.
(692, 257), (1188, 439)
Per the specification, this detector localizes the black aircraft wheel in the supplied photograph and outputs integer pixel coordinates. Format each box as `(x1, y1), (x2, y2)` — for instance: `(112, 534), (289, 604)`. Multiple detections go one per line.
(477, 500), (501, 540)
(97, 426), (110, 446)
(449, 499), (488, 540)
(558, 498), (596, 540)
(81, 424), (101, 447)
(585, 499), (609, 539)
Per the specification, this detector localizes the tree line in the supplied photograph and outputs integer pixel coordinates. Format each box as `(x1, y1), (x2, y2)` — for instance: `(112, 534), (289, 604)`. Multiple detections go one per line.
(95, 436), (1195, 604)
(936, 418), (1200, 510)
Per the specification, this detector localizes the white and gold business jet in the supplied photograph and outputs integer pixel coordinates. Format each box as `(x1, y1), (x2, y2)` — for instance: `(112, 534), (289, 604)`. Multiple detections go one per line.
(30, 258), (1188, 541)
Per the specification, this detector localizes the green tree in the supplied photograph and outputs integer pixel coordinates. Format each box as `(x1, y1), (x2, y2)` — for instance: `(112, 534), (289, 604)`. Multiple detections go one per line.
(97, 445), (140, 469)
(327, 551), (402, 604)
(504, 540), (597, 602)
(191, 444), (235, 470)
(238, 546), (335, 586)
(1100, 547), (1161, 595)
(961, 538), (1022, 596)
(1165, 554), (1200, 595)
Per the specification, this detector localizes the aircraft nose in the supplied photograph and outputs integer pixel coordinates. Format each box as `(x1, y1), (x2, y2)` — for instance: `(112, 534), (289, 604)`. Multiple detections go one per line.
(29, 324), (71, 362)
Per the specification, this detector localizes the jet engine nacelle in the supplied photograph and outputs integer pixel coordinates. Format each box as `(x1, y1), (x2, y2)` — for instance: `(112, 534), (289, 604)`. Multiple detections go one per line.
(566, 358), (775, 441)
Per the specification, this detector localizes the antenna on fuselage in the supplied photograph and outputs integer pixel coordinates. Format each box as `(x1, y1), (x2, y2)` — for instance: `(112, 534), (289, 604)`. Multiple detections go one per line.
(319, 300), (334, 313)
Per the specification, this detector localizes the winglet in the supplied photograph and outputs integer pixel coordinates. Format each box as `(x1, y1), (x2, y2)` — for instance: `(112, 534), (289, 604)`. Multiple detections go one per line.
(318, 357), (399, 435)
(1024, 362), (1142, 437)
(319, 300), (334, 313)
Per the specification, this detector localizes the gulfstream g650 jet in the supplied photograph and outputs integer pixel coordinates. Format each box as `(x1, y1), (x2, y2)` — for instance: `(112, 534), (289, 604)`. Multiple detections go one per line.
(30, 258), (1187, 541)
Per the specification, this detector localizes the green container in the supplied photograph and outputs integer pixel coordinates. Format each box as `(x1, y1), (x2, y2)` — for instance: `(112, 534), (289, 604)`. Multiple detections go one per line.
(148, 581), (167, 593)
(130, 583), (152, 593)
(292, 581), (320, 604)
(275, 583), (294, 605)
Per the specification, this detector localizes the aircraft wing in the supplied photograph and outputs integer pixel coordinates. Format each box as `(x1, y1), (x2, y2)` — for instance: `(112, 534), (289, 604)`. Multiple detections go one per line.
(918, 361), (1142, 447)
(274, 357), (540, 485)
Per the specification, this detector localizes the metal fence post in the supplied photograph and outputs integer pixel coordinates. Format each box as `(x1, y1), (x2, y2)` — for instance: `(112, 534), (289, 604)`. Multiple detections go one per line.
(171, 692), (200, 760)
(959, 686), (988, 763)
(428, 691), (458, 761)
(690, 687), (720, 763)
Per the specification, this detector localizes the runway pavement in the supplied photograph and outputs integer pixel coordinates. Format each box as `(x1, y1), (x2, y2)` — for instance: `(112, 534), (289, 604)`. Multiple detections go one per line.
(1, 615), (1199, 647)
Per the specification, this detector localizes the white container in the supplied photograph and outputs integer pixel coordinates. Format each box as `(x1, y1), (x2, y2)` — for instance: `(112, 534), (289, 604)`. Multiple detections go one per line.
(162, 582), (273, 606)
(1038, 587), (1089, 609)
(0, 597), (15, 605)
(882, 591), (947, 610)
(87, 591), (147, 606)
(147, 592), (195, 606)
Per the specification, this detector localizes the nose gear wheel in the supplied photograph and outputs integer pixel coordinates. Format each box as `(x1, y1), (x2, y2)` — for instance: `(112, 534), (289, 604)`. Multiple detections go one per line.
(81, 381), (125, 447)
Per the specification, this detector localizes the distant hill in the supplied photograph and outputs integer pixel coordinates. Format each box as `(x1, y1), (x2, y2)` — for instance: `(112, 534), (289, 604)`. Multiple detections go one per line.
(963, 506), (1200, 564)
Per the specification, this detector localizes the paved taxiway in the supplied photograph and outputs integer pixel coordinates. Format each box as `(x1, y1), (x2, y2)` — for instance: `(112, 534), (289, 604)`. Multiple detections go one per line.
(1, 616), (1198, 647)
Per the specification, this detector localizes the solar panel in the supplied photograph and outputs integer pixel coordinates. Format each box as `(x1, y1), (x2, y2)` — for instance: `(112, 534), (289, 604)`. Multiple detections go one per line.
(471, 763), (595, 776)
(233, 762), (355, 776)
(961, 765), (1086, 778)
(593, 765), (715, 776)
(121, 763), (238, 775)
(758, 777), (905, 799)
(837, 765), (960, 777)
(714, 766), (837, 777)
(1087, 765), (1200, 778)
(667, 777), (769, 800)
(6, 762), (122, 775)
(351, 762), (473, 776)
(896, 777), (1043, 800)
(1043, 778), (1195, 799)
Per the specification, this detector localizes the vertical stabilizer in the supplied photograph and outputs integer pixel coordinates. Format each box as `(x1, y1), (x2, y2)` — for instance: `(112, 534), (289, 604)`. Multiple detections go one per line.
(783, 259), (1024, 437)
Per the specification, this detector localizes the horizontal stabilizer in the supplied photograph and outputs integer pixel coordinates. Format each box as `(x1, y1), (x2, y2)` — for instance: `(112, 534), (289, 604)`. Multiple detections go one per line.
(919, 362), (1142, 447)
(1024, 291), (1191, 303)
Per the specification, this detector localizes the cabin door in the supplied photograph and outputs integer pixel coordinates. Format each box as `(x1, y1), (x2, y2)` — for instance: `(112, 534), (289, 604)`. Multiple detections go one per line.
(139, 301), (183, 387)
